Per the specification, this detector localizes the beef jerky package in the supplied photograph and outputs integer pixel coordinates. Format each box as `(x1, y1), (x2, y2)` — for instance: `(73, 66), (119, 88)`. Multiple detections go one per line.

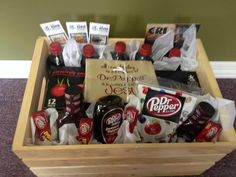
(44, 67), (85, 110)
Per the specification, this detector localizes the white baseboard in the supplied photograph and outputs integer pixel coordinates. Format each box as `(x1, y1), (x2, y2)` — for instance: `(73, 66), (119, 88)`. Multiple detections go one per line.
(210, 61), (236, 78)
(0, 60), (31, 78)
(0, 60), (235, 79)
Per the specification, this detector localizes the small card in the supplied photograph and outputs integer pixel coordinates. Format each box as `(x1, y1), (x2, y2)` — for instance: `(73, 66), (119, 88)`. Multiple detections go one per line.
(89, 22), (110, 45)
(40, 20), (68, 46)
(66, 22), (89, 43)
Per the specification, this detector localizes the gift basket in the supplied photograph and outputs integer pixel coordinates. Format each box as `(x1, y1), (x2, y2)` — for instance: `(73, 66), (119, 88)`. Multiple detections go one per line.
(12, 21), (236, 177)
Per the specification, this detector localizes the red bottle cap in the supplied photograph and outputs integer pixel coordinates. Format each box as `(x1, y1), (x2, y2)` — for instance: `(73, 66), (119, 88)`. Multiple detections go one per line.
(83, 44), (95, 58)
(168, 48), (181, 58)
(49, 42), (62, 55)
(115, 41), (126, 54)
(140, 44), (152, 56)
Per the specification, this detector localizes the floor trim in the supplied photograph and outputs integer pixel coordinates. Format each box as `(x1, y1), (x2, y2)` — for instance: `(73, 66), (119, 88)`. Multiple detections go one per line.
(0, 60), (32, 78)
(210, 61), (236, 78)
(0, 60), (235, 79)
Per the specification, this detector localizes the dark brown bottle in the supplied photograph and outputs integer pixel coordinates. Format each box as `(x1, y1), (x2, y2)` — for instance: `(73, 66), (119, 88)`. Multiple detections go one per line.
(93, 95), (124, 144)
(48, 42), (65, 68)
(111, 41), (129, 60)
(81, 44), (98, 68)
(177, 101), (215, 142)
(135, 43), (153, 62)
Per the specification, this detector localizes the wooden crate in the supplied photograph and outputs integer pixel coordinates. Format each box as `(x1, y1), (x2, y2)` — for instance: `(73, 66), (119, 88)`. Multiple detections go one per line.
(12, 37), (236, 177)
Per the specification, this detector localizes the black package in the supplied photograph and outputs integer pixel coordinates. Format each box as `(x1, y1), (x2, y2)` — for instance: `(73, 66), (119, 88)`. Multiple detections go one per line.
(44, 67), (85, 110)
(155, 70), (200, 87)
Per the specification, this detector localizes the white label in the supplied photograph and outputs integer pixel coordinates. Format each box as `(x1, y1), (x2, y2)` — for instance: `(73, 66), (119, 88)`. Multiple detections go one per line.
(66, 22), (88, 43)
(89, 22), (110, 45)
(40, 20), (68, 45)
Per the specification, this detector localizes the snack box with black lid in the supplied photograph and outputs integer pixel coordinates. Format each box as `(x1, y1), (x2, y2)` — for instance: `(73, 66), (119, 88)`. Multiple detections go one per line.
(12, 37), (236, 177)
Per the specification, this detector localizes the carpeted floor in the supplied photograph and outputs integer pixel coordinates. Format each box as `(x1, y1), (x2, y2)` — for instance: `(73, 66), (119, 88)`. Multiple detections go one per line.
(0, 79), (236, 177)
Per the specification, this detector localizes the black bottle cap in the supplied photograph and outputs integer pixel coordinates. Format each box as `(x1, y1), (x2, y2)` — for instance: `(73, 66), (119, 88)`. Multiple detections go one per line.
(98, 95), (122, 107)
(199, 102), (215, 117)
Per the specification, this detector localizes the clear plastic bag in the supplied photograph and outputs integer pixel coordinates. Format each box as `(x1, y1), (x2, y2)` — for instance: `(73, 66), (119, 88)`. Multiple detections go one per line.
(62, 38), (82, 67)
(152, 24), (198, 71)
(152, 30), (175, 61)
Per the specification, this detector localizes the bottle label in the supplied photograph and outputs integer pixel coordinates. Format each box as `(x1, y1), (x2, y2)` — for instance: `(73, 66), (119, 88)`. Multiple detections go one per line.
(101, 108), (123, 143)
(32, 111), (51, 141)
(66, 22), (89, 43)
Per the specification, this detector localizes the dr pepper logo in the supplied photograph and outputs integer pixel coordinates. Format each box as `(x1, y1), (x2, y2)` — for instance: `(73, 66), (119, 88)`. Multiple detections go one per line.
(146, 94), (181, 117)
(142, 89), (185, 123)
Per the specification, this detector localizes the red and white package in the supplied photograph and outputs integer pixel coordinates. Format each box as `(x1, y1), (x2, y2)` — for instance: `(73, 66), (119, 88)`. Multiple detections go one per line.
(114, 95), (141, 143)
(137, 114), (178, 143)
(32, 111), (51, 142)
(78, 117), (93, 144)
(125, 106), (139, 133)
(195, 120), (222, 142)
(124, 94), (142, 133)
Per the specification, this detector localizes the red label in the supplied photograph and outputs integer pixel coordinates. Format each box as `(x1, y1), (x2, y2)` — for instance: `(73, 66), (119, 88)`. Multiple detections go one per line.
(144, 121), (162, 135)
(146, 94), (182, 117)
(102, 108), (123, 144)
(125, 106), (138, 133)
(195, 121), (222, 142)
(78, 118), (93, 144)
(32, 111), (51, 141)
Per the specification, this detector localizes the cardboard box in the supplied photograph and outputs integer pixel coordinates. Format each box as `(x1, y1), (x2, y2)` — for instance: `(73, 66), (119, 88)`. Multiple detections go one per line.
(12, 37), (236, 177)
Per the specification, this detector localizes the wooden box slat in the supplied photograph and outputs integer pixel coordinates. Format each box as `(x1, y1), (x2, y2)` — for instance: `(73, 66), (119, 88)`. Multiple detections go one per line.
(31, 162), (214, 177)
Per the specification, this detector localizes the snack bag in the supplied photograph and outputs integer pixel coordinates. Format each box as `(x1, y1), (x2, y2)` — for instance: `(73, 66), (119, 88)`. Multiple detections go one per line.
(137, 83), (198, 125)
(137, 114), (177, 143)
(142, 88), (186, 123)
